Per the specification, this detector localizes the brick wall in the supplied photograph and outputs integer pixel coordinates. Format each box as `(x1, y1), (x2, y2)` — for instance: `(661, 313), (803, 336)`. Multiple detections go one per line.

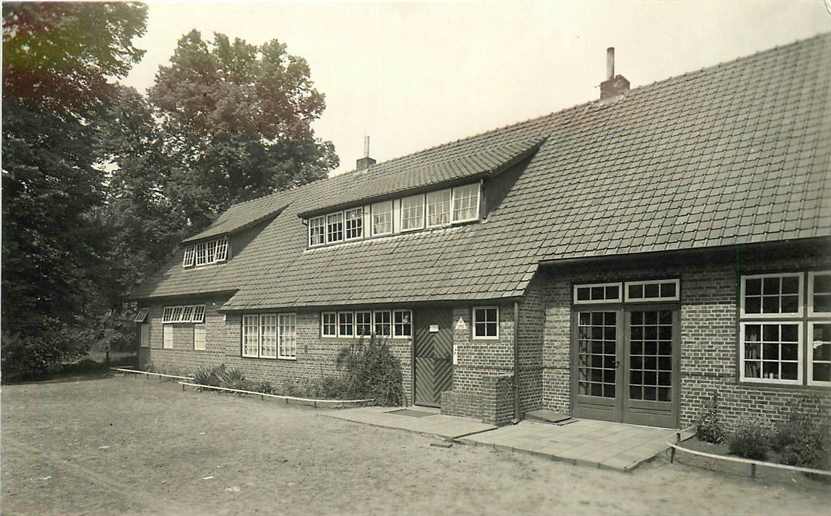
(481, 374), (515, 425)
(541, 244), (831, 430)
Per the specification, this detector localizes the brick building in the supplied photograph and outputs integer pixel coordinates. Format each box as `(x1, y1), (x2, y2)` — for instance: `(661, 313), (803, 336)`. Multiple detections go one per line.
(132, 35), (831, 428)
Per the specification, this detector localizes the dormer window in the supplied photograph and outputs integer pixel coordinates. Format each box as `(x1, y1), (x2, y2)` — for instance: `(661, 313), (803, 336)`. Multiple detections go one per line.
(344, 208), (363, 240)
(427, 189), (452, 227)
(372, 201), (393, 236)
(327, 212), (343, 243)
(309, 216), (325, 246)
(452, 183), (480, 222)
(400, 194), (425, 231)
(183, 236), (229, 268)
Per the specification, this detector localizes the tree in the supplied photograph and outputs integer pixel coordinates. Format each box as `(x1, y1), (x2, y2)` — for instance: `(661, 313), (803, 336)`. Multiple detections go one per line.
(2, 2), (147, 377)
(149, 30), (338, 228)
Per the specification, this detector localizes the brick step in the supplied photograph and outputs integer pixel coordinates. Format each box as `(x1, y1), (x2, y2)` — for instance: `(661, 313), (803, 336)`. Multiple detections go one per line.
(525, 409), (572, 424)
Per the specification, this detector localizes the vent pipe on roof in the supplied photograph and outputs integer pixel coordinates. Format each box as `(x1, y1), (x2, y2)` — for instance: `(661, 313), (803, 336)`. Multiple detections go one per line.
(600, 46), (630, 101)
(356, 135), (376, 171)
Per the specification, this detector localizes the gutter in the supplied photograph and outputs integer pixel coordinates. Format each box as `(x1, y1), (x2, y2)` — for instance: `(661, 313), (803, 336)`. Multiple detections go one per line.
(512, 300), (520, 424)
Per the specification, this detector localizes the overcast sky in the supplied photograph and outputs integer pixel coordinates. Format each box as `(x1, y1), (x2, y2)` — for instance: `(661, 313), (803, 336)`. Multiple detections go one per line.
(123, 0), (831, 175)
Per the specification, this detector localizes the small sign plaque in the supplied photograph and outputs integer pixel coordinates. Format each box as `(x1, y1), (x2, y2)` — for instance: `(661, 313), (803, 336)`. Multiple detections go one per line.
(429, 324), (439, 333)
(455, 317), (467, 330)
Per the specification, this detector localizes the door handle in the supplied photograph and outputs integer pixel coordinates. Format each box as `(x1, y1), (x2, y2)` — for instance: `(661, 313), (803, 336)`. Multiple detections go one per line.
(615, 360), (621, 368)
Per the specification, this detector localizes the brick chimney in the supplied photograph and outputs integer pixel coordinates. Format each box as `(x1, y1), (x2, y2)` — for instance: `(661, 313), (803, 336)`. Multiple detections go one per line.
(600, 47), (630, 100)
(356, 135), (376, 171)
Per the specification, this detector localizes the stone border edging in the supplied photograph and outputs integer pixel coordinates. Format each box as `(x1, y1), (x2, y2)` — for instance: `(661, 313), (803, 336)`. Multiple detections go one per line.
(668, 442), (831, 478)
(177, 381), (374, 409)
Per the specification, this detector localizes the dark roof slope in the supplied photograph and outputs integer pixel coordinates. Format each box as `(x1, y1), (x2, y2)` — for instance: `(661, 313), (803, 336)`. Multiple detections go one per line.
(132, 33), (831, 309)
(181, 196), (290, 244)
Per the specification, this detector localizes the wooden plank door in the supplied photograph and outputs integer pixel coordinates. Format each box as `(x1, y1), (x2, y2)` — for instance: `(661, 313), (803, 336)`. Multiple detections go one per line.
(414, 308), (453, 407)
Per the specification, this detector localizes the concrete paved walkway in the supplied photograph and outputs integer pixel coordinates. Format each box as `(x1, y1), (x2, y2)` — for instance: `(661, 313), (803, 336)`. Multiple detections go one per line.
(460, 419), (677, 471)
(323, 406), (496, 439)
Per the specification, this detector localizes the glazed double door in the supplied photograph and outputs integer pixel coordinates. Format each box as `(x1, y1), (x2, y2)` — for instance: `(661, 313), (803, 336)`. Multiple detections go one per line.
(572, 307), (679, 428)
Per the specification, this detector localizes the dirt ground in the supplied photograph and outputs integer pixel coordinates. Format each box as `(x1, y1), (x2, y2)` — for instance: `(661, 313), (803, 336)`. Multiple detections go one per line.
(2, 376), (829, 516)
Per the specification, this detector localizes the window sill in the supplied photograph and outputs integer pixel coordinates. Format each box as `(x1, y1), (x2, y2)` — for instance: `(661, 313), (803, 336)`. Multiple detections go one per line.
(472, 336), (500, 341)
(737, 380), (829, 390)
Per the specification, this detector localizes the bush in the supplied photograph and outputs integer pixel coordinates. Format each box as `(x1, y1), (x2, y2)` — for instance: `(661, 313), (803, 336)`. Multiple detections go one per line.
(253, 381), (275, 394)
(336, 335), (403, 405)
(697, 393), (727, 444)
(728, 420), (769, 460)
(219, 367), (251, 391)
(770, 397), (830, 470)
(193, 364), (225, 387)
(1, 330), (76, 382)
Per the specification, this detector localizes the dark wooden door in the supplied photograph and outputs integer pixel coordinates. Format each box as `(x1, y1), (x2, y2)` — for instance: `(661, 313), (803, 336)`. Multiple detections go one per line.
(414, 308), (453, 407)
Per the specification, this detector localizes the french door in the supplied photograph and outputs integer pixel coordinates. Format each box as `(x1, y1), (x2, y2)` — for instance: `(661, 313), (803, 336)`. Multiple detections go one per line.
(573, 306), (679, 428)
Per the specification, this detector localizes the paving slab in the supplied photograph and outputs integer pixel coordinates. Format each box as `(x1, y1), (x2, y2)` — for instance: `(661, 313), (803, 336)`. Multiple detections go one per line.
(323, 406), (496, 440)
(460, 419), (676, 472)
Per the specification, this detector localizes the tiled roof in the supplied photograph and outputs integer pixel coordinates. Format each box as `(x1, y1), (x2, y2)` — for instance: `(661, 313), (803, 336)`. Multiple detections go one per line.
(131, 33), (831, 309)
(298, 138), (545, 217)
(181, 196), (289, 243)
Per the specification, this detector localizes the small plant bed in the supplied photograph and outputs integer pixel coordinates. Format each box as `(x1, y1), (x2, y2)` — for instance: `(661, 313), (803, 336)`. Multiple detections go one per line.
(178, 381), (374, 409)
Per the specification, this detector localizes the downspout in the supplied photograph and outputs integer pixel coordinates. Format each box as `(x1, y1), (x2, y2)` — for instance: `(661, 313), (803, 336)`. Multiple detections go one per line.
(512, 300), (520, 424)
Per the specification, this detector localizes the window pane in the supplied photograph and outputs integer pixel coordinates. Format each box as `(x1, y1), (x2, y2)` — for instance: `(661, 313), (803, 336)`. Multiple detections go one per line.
(344, 208), (363, 240)
(605, 285), (619, 300)
(762, 296), (780, 314)
(576, 287), (590, 301)
(451, 183), (479, 222)
(745, 278), (761, 295)
(815, 294), (831, 313)
(660, 282), (676, 298)
(813, 363), (831, 382)
(400, 195), (424, 231)
(260, 314), (277, 358)
(322, 313), (337, 337)
(745, 296), (761, 314)
(373, 311), (391, 336)
(242, 315), (259, 357)
(426, 189), (451, 226)
(338, 312), (353, 336)
(644, 283), (660, 298)
(278, 314), (296, 358)
(310, 216), (326, 246)
(327, 213), (343, 242)
(194, 324), (206, 351)
(394, 310), (412, 337)
(763, 277), (780, 295)
(355, 311), (372, 336)
(372, 202), (393, 235)
(628, 284), (643, 299)
(781, 276), (799, 294)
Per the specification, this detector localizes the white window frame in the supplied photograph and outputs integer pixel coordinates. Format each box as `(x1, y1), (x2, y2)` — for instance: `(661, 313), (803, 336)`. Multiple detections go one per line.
(400, 194), (425, 232)
(371, 201), (394, 236)
(338, 311), (354, 338)
(277, 313), (297, 360)
(193, 324), (206, 351)
(451, 183), (481, 223)
(321, 312), (337, 337)
(573, 283), (623, 305)
(344, 207), (364, 241)
(259, 313), (278, 359)
(309, 216), (326, 247)
(162, 305), (207, 324)
(327, 212), (344, 243)
(373, 310), (392, 337)
(739, 272), (803, 319)
(189, 237), (228, 268)
(183, 246), (195, 267)
(215, 237), (229, 262)
(472, 306), (499, 340)
(163, 325), (173, 349)
(808, 271), (831, 317)
(140, 323), (151, 348)
(807, 321), (831, 387)
(355, 310), (372, 336)
(624, 279), (680, 302)
(426, 188), (452, 228)
(242, 314), (260, 358)
(739, 321), (803, 385)
(393, 310), (413, 338)
(195, 242), (207, 266)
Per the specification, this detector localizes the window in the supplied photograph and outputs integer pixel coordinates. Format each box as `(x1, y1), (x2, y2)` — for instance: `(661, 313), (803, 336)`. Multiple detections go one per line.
(162, 305), (206, 323)
(573, 283), (622, 304)
(278, 314), (296, 359)
(809, 271), (831, 316)
(163, 325), (173, 349)
(473, 307), (498, 339)
(140, 324), (150, 348)
(309, 216), (326, 246)
(195, 243), (207, 266)
(426, 189), (451, 227)
(393, 310), (412, 338)
(338, 312), (354, 337)
(373, 310), (392, 337)
(355, 311), (372, 336)
(740, 273), (802, 317)
(215, 237), (229, 261)
(194, 324), (206, 351)
(625, 279), (679, 302)
(740, 322), (801, 384)
(134, 309), (149, 323)
(206, 239), (217, 263)
(327, 212), (343, 243)
(451, 183), (480, 222)
(242, 314), (259, 357)
(372, 201), (393, 236)
(322, 312), (337, 337)
(400, 194), (424, 231)
(183, 247), (195, 267)
(260, 314), (278, 359)
(344, 208), (363, 240)
(808, 322), (831, 386)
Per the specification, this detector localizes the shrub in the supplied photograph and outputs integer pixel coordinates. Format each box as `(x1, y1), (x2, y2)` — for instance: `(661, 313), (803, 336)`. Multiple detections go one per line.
(336, 335), (403, 405)
(219, 367), (251, 391)
(193, 364), (225, 387)
(728, 420), (769, 460)
(1, 331), (71, 382)
(253, 381), (275, 394)
(696, 393), (727, 444)
(770, 396), (830, 470)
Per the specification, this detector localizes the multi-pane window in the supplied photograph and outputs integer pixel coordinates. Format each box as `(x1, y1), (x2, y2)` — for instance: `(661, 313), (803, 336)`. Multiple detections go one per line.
(163, 325), (173, 349)
(242, 315), (260, 357)
(278, 314), (297, 359)
(741, 273), (802, 317)
(400, 195), (424, 231)
(140, 324), (150, 348)
(373, 310), (392, 337)
(473, 307), (498, 339)
(339, 312), (354, 337)
(372, 201), (393, 236)
(809, 322), (831, 386)
(327, 212), (344, 243)
(625, 280), (679, 302)
(309, 216), (326, 246)
(809, 271), (831, 315)
(192, 305), (206, 323)
(193, 324), (206, 351)
(393, 310), (412, 337)
(574, 283), (622, 304)
(740, 322), (801, 384)
(629, 310), (673, 401)
(259, 314), (278, 359)
(426, 189), (451, 227)
(321, 312), (337, 337)
(162, 305), (206, 323)
(451, 183), (480, 222)
(344, 208), (363, 240)
(189, 237), (228, 268)
(577, 311), (617, 398)
(355, 311), (372, 336)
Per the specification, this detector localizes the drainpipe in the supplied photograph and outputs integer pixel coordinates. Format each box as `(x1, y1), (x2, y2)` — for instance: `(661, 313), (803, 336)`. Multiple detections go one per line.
(512, 300), (520, 424)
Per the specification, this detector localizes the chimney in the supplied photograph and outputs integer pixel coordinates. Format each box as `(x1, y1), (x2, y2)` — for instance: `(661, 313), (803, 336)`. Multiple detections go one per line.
(600, 47), (630, 100)
(356, 135), (376, 171)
